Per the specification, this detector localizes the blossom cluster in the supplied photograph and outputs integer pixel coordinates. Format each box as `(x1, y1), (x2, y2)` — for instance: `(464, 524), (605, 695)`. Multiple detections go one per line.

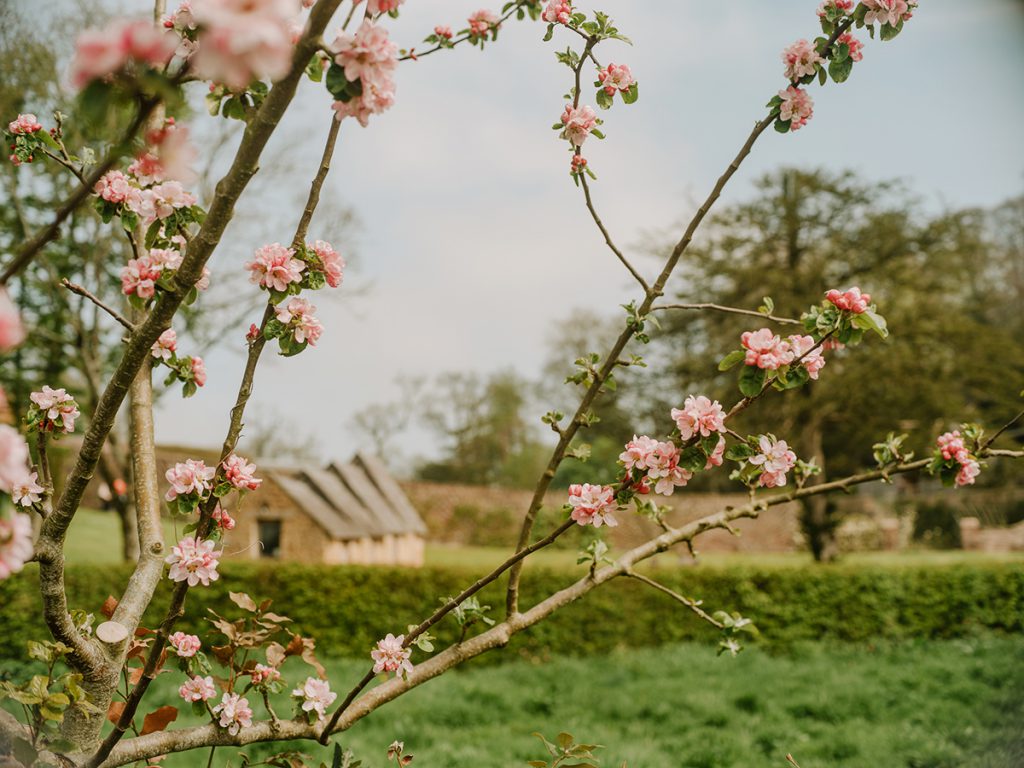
(149, 327), (207, 397)
(327, 21), (399, 127)
(69, 18), (178, 90)
(931, 430), (982, 488)
(165, 534), (222, 587)
(27, 386), (80, 434)
(748, 435), (798, 488)
(4, 113), (53, 166)
(371, 633), (414, 678)
(740, 330), (826, 378)
(292, 676), (337, 722)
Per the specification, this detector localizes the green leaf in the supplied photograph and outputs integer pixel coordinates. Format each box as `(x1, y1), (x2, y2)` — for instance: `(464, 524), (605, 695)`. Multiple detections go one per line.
(718, 349), (745, 371)
(622, 82), (638, 105)
(851, 309), (888, 338)
(542, 23), (554, 42)
(828, 56), (853, 83)
(773, 118), (792, 134)
(725, 443), (756, 462)
(595, 88), (613, 110)
(678, 445), (706, 473)
(738, 365), (767, 397)
(325, 63), (353, 100)
(879, 20), (903, 41)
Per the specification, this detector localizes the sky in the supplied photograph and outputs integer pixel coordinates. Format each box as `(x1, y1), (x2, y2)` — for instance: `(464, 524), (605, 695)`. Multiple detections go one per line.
(81, 0), (1024, 465)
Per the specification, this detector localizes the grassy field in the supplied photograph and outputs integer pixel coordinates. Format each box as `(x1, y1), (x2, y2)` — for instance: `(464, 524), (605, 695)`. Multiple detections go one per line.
(36, 637), (1010, 768)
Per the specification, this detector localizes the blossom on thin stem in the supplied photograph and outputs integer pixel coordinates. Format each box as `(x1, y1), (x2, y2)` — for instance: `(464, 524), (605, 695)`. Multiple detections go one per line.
(151, 329), (178, 360)
(741, 328), (792, 371)
(292, 677), (337, 721)
(597, 62), (634, 96)
(671, 395), (727, 440)
(252, 664), (280, 685)
(467, 9), (500, 40)
(29, 386), (80, 433)
(749, 436), (797, 488)
(8, 115), (42, 135)
(778, 86), (814, 131)
(781, 39), (821, 81)
(542, 1), (573, 26)
(11, 472), (44, 508)
(308, 240), (345, 288)
(787, 334), (826, 379)
(212, 692), (253, 735)
(274, 298), (323, 346)
(164, 459), (216, 501)
(168, 631), (201, 657)
(825, 286), (870, 314)
(245, 243), (305, 292)
(371, 634), (413, 677)
(165, 535), (221, 586)
(179, 675), (216, 703)
(560, 104), (598, 147)
(567, 483), (618, 527)
(222, 453), (262, 491)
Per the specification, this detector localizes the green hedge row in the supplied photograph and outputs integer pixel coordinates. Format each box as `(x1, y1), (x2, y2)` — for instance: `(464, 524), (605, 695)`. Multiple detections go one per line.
(1, 562), (1022, 663)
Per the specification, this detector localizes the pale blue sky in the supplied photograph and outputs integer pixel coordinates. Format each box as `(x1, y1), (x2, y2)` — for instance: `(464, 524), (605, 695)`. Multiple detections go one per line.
(88, 0), (1024, 463)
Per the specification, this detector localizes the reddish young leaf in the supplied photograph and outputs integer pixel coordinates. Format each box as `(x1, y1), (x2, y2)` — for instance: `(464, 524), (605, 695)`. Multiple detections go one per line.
(140, 705), (178, 735)
(101, 596), (119, 619)
(106, 701), (126, 725)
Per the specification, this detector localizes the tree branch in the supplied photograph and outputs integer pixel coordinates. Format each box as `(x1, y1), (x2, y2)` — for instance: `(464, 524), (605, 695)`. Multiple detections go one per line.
(624, 570), (724, 629)
(61, 279), (135, 332)
(652, 302), (801, 326)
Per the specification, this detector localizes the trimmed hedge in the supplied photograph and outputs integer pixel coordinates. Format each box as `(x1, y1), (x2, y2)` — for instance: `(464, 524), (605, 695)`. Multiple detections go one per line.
(0, 562), (1022, 663)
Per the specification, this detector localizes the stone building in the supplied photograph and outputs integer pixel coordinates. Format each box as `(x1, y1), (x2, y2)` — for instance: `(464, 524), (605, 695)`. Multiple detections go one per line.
(147, 447), (426, 566)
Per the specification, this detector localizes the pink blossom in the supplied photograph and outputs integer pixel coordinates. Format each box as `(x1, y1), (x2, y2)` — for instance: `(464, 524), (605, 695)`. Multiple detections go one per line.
(331, 77), (396, 126)
(560, 104), (598, 147)
(570, 155), (588, 174)
(251, 664), (280, 684)
(11, 472), (44, 508)
(164, 1), (197, 32)
(645, 441), (692, 496)
(121, 254), (162, 299)
(781, 39), (822, 81)
(863, 0), (908, 26)
(151, 329), (178, 361)
(567, 483), (618, 527)
(955, 459), (980, 487)
(190, 0), (296, 90)
(671, 395), (727, 440)
(434, 25), (453, 39)
(137, 119), (198, 185)
(936, 431), (966, 462)
(704, 436), (726, 470)
(212, 505), (236, 531)
(222, 453), (262, 491)
(69, 19), (178, 90)
(7, 114), (42, 135)
(94, 170), (134, 204)
(0, 513), (34, 580)
(361, 0), (405, 13)
(195, 266), (211, 293)
(212, 692), (253, 735)
(331, 21), (398, 89)
(275, 298), (323, 345)
(597, 62), (634, 95)
(619, 434), (659, 472)
(0, 426), (31, 495)
(778, 86), (814, 131)
(817, 0), (854, 17)
(0, 290), (26, 352)
(371, 633), (413, 676)
(179, 675), (216, 703)
(292, 677), (337, 720)
(787, 334), (826, 380)
(150, 247), (184, 271)
(191, 356), (207, 387)
(838, 32), (864, 62)
(467, 9), (500, 38)
(166, 535), (221, 586)
(168, 631), (201, 657)
(246, 243), (305, 292)
(741, 328), (793, 371)
(542, 0), (573, 25)
(29, 386), (80, 433)
(164, 459), (216, 501)
(749, 435), (797, 488)
(308, 240), (345, 287)
(825, 286), (871, 313)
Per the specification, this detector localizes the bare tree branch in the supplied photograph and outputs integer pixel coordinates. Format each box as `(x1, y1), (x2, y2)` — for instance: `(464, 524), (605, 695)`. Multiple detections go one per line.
(652, 302), (802, 326)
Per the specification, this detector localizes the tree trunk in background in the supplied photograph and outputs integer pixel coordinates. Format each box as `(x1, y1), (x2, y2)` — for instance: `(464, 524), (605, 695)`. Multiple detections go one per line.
(798, 408), (840, 562)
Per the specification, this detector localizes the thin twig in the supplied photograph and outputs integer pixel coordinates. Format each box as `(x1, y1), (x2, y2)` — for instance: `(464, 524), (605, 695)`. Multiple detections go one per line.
(652, 302), (801, 325)
(624, 570), (724, 629)
(579, 173), (649, 292)
(61, 279), (135, 332)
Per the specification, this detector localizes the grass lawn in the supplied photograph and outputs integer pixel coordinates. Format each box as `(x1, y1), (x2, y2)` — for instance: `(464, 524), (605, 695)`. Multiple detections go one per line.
(67, 636), (1020, 768)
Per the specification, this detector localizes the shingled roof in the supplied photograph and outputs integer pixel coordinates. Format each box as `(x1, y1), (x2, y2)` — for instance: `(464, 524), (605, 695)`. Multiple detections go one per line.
(266, 455), (426, 541)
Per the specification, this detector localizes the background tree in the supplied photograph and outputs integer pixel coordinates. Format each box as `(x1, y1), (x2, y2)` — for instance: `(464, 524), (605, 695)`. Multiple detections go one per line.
(640, 168), (1024, 559)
